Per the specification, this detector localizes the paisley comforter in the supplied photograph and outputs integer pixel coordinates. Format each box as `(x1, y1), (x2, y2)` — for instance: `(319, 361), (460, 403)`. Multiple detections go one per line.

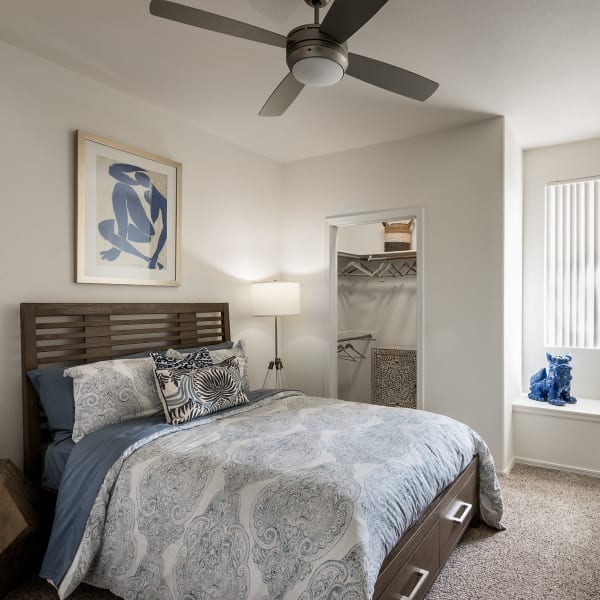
(45, 392), (504, 599)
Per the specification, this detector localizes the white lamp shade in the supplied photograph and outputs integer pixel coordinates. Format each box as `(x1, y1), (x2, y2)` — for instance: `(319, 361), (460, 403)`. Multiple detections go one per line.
(251, 281), (300, 316)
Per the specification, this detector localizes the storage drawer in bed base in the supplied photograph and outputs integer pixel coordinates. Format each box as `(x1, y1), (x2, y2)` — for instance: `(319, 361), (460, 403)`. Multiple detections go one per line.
(374, 457), (479, 600)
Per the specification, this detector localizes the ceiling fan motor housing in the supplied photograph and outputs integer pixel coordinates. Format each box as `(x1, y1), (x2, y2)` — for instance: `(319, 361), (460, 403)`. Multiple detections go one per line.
(286, 24), (348, 86)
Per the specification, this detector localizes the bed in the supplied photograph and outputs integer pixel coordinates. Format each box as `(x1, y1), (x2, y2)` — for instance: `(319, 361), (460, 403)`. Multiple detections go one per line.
(20, 302), (503, 600)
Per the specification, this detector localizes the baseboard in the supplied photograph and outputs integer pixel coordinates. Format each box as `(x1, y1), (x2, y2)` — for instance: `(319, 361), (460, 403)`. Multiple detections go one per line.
(497, 457), (515, 475)
(513, 457), (600, 478)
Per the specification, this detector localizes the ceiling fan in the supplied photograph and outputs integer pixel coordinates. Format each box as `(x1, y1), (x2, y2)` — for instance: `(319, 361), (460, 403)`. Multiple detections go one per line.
(149, 0), (439, 116)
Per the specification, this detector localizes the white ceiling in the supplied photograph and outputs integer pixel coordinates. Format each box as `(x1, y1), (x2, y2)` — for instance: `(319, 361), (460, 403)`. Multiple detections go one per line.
(2, 0), (600, 162)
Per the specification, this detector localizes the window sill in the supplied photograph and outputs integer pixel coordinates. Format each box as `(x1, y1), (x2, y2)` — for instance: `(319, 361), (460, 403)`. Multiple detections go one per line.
(513, 394), (600, 423)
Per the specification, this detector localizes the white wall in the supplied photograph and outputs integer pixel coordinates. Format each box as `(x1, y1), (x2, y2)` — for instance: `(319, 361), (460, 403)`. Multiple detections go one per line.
(514, 410), (600, 475)
(336, 221), (417, 254)
(337, 276), (417, 404)
(337, 222), (387, 255)
(0, 41), (284, 467)
(281, 118), (508, 466)
(515, 136), (600, 475)
(502, 123), (523, 470)
(523, 137), (600, 400)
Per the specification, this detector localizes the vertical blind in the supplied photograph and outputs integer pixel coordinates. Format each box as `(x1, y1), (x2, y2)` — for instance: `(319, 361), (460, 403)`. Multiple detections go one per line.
(545, 178), (600, 348)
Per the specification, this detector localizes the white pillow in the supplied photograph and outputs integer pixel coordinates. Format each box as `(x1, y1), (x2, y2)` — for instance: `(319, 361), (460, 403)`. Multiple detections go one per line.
(65, 357), (162, 442)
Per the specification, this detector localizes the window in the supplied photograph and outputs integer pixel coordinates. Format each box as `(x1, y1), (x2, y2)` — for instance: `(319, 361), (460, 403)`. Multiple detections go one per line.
(545, 177), (600, 348)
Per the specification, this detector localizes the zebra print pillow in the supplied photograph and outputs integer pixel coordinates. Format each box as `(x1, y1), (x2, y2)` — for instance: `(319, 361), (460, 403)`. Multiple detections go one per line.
(153, 357), (248, 425)
(166, 339), (250, 392)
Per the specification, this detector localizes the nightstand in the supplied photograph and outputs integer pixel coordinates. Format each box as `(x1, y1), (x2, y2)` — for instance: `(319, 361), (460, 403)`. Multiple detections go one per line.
(0, 459), (43, 596)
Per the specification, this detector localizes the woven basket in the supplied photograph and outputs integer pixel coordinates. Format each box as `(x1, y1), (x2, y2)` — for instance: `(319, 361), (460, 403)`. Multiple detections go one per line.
(383, 220), (413, 251)
(371, 347), (417, 408)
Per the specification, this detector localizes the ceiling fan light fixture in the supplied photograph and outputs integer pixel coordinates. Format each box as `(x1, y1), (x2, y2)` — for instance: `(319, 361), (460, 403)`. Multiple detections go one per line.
(291, 56), (344, 87)
(286, 24), (348, 89)
(150, 1), (440, 117)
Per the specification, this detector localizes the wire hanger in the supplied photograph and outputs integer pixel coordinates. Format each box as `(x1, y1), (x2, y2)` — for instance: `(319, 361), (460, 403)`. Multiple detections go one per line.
(338, 251), (417, 279)
(339, 260), (374, 277)
(344, 343), (366, 359)
(372, 262), (397, 280)
(337, 343), (357, 361)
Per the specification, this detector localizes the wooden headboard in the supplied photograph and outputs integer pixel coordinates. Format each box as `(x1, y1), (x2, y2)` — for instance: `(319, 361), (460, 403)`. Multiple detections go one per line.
(20, 302), (231, 483)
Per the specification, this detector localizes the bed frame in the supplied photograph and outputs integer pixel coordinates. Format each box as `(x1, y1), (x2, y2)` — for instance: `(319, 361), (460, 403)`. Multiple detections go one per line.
(20, 301), (477, 600)
(20, 302), (230, 484)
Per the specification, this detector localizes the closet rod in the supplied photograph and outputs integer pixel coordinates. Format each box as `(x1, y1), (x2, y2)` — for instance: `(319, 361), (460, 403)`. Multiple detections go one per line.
(337, 333), (375, 343)
(338, 250), (416, 262)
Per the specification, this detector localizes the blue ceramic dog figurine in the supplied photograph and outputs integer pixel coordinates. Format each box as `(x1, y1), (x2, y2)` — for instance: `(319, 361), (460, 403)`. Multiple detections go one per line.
(528, 353), (577, 406)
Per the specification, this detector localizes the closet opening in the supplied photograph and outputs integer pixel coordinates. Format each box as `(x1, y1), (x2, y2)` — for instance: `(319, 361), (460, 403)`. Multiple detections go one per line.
(326, 209), (424, 409)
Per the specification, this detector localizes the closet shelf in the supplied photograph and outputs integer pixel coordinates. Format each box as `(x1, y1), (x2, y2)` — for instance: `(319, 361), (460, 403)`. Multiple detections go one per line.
(338, 251), (417, 278)
(337, 332), (376, 343)
(339, 250), (416, 261)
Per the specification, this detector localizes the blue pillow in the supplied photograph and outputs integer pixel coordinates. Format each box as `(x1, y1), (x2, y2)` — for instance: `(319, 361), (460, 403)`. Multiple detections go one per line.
(27, 341), (233, 441)
(27, 367), (75, 443)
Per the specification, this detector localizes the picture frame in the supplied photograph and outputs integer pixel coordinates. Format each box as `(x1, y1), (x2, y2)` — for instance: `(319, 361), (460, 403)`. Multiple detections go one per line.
(76, 130), (182, 286)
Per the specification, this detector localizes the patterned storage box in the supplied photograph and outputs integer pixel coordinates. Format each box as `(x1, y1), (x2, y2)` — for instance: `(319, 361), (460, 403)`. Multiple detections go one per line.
(371, 347), (417, 408)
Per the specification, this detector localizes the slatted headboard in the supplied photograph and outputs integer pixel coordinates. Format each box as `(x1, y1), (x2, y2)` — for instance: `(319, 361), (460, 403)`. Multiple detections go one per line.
(20, 302), (231, 483)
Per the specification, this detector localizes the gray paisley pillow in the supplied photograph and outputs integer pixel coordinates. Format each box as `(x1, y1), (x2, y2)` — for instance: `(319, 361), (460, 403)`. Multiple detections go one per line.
(65, 357), (162, 443)
(154, 357), (248, 425)
(167, 339), (250, 392)
(150, 348), (213, 370)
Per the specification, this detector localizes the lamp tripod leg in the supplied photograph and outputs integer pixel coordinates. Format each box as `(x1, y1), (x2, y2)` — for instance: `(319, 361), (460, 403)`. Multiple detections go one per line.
(263, 316), (289, 389)
(263, 358), (286, 389)
(263, 360), (275, 388)
(275, 357), (285, 388)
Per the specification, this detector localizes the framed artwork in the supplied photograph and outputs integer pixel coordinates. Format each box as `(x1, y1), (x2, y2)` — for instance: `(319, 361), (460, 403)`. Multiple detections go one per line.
(76, 131), (182, 286)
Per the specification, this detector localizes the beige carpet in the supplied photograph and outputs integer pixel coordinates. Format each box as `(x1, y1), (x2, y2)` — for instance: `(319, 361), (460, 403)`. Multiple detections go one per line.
(426, 463), (600, 600)
(5, 463), (600, 600)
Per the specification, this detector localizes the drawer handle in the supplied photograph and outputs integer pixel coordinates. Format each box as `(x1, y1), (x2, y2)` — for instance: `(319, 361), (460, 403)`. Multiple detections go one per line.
(393, 567), (430, 600)
(449, 501), (473, 524)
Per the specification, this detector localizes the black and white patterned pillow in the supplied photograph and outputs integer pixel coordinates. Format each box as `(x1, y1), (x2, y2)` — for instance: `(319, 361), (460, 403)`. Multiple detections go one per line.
(153, 357), (248, 425)
(166, 339), (250, 392)
(150, 348), (213, 370)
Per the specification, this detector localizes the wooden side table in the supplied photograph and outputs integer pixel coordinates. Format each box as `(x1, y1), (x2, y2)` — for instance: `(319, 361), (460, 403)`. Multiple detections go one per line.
(0, 459), (42, 596)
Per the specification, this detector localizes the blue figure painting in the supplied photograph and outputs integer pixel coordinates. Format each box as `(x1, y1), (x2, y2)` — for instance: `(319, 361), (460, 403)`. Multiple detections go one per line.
(528, 352), (577, 406)
(98, 163), (167, 270)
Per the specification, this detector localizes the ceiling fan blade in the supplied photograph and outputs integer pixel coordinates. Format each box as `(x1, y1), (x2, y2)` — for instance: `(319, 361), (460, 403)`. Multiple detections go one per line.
(320, 0), (389, 44)
(347, 53), (439, 101)
(259, 73), (305, 117)
(149, 0), (287, 48)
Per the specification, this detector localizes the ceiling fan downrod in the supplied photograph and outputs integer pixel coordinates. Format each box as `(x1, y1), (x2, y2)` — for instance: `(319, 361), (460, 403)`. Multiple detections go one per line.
(304, 0), (330, 24)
